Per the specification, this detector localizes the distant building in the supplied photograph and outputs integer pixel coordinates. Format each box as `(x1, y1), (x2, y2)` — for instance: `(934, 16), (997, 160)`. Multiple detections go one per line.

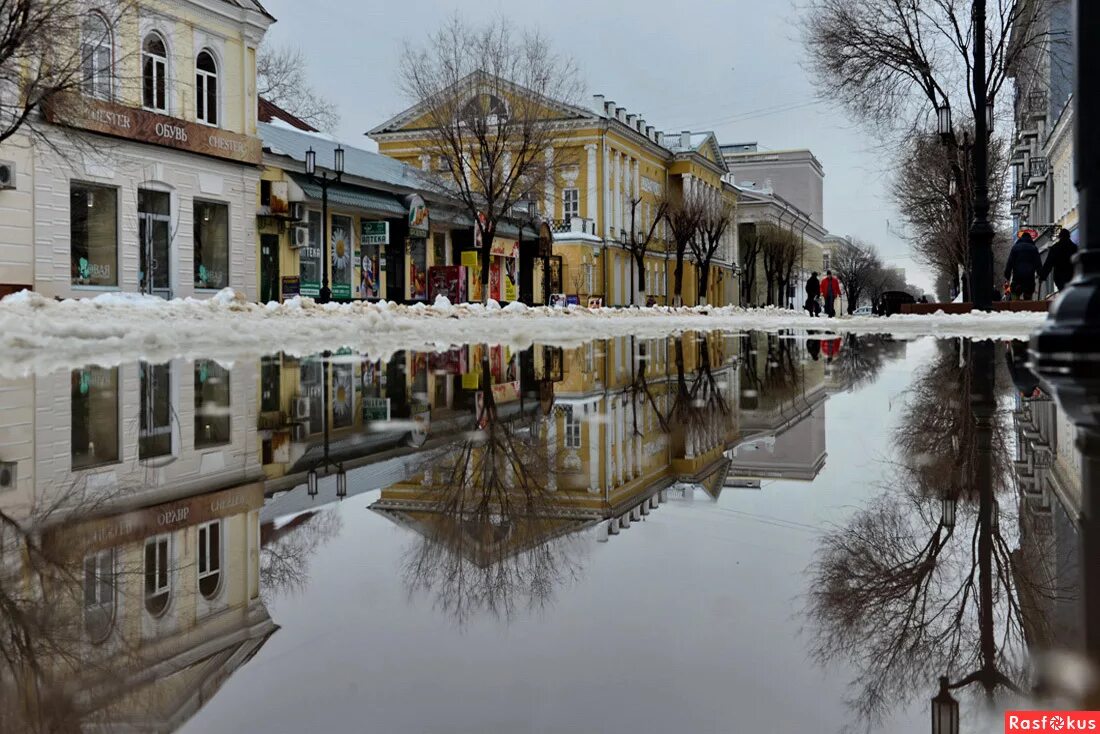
(720, 144), (825, 227)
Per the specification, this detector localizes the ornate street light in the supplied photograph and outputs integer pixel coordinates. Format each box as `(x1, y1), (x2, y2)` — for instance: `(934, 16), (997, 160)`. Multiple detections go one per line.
(986, 101), (995, 134)
(931, 677), (960, 734)
(941, 495), (957, 529)
(307, 468), (319, 498)
(336, 469), (348, 499)
(303, 147), (346, 303)
(936, 102), (953, 145)
(305, 146), (317, 176)
(334, 145), (345, 175)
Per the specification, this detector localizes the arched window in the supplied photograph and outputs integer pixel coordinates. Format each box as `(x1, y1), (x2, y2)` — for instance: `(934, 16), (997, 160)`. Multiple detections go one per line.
(195, 50), (218, 126)
(144, 535), (171, 616)
(197, 521), (222, 599)
(80, 14), (113, 100)
(142, 33), (168, 112)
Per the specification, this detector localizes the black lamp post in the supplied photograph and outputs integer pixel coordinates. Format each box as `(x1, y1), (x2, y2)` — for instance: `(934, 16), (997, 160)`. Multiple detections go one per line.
(931, 677), (960, 734)
(306, 350), (348, 501)
(304, 145), (345, 304)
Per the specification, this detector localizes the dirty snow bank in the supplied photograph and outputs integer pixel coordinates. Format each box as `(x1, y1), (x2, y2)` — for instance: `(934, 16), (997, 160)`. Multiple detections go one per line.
(0, 288), (1047, 376)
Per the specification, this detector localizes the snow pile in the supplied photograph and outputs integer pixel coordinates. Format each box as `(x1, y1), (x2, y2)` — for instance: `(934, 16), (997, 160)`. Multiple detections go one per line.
(0, 288), (1049, 377)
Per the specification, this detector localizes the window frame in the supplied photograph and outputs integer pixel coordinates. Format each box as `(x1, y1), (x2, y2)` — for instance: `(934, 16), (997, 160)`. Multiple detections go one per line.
(83, 547), (116, 643)
(142, 32), (169, 113)
(197, 520), (223, 599)
(143, 535), (172, 617)
(564, 406), (582, 449)
(193, 199), (230, 290)
(562, 188), (580, 223)
(81, 13), (114, 101)
(195, 49), (219, 126)
(70, 181), (120, 289)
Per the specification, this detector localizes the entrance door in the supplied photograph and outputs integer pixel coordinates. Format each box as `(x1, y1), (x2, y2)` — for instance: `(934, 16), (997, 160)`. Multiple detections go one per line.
(138, 190), (172, 298)
(260, 234), (280, 303)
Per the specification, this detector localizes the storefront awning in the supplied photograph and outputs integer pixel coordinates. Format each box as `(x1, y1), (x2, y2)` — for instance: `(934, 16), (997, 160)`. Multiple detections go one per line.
(290, 174), (407, 217)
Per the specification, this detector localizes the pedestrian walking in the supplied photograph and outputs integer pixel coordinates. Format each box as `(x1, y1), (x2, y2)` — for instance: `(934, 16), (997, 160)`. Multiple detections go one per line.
(1039, 228), (1077, 293)
(805, 272), (821, 317)
(819, 270), (842, 317)
(1004, 230), (1043, 300)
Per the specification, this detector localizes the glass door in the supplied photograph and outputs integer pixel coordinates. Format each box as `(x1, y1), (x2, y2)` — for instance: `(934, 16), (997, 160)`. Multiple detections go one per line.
(139, 190), (172, 298)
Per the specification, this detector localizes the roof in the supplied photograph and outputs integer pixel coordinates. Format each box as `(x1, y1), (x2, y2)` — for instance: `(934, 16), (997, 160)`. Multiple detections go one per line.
(259, 121), (434, 192)
(662, 130), (728, 172)
(288, 174), (408, 217)
(258, 97), (317, 132)
(218, 0), (275, 20)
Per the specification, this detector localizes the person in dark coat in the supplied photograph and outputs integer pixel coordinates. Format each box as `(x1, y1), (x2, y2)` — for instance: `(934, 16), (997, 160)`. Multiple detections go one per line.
(1039, 229), (1077, 292)
(1004, 232), (1043, 300)
(805, 272), (820, 317)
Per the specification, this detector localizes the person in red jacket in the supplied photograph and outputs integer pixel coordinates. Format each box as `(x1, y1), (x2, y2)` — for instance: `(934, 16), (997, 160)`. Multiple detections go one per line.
(820, 270), (842, 317)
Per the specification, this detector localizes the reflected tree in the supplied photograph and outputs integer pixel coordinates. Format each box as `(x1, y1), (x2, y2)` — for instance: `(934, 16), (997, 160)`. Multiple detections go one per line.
(260, 508), (343, 600)
(399, 351), (582, 625)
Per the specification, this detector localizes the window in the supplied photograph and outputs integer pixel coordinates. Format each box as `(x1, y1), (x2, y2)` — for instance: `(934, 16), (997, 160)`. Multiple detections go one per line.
(71, 183), (118, 286)
(300, 210), (323, 297)
(139, 362), (172, 459)
(563, 188), (580, 223)
(195, 50), (218, 125)
(197, 521), (222, 599)
(83, 548), (115, 641)
(822, 253), (831, 272)
(194, 201), (229, 289)
(81, 14), (113, 100)
(142, 33), (168, 111)
(71, 367), (119, 469)
(564, 407), (582, 448)
(195, 360), (231, 446)
(144, 536), (171, 615)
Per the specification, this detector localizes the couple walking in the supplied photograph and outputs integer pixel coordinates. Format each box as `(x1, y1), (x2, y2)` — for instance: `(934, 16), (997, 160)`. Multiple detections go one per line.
(805, 270), (842, 317)
(1004, 228), (1077, 300)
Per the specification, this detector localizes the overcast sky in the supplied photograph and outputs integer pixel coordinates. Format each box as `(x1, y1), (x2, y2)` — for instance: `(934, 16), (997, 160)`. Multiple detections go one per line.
(259, 0), (930, 291)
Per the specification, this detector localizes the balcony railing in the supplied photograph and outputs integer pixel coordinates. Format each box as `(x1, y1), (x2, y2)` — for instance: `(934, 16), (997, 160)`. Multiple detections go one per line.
(548, 217), (597, 235)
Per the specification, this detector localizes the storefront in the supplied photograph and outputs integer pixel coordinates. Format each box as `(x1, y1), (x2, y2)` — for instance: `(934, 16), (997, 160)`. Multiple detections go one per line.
(464, 236), (521, 303)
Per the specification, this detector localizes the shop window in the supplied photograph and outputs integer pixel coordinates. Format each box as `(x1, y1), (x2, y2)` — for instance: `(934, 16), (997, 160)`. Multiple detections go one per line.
(83, 548), (116, 642)
(260, 356), (281, 413)
(299, 359), (325, 435)
(198, 521), (222, 599)
(142, 33), (168, 112)
(71, 183), (118, 286)
(144, 536), (171, 616)
(332, 363), (354, 429)
(564, 407), (582, 449)
(139, 361), (172, 459)
(563, 188), (580, 223)
(194, 200), (228, 289)
(80, 14), (113, 100)
(194, 360), (231, 447)
(432, 231), (447, 266)
(195, 50), (218, 125)
(71, 367), (119, 470)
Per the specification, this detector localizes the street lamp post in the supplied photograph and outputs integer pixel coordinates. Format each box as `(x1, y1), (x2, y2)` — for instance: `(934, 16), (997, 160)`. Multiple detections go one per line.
(931, 677), (960, 734)
(304, 145), (345, 304)
(969, 0), (995, 311)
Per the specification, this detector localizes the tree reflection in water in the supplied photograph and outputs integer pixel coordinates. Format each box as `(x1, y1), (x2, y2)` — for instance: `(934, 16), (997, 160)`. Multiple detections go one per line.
(260, 508), (343, 600)
(808, 339), (1067, 729)
(397, 352), (583, 626)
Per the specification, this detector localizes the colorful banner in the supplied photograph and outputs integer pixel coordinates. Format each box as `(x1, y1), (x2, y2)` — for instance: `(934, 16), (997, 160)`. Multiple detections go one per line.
(503, 257), (518, 302)
(408, 195), (430, 238)
(331, 215), (353, 300)
(462, 250), (483, 302)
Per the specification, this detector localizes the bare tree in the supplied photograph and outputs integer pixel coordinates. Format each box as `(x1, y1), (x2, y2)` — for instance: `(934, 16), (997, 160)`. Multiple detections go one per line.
(398, 16), (583, 304)
(0, 0), (134, 147)
(758, 223), (800, 307)
(738, 223), (764, 306)
(625, 195), (669, 306)
(832, 238), (882, 313)
(257, 43), (340, 132)
(691, 196), (735, 306)
(662, 187), (705, 307)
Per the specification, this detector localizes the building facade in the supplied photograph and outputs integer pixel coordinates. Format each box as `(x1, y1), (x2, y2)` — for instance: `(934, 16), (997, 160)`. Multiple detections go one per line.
(0, 0), (274, 300)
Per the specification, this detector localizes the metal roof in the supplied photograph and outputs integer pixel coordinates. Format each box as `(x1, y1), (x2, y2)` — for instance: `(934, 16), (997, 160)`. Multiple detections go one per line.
(288, 174), (407, 217)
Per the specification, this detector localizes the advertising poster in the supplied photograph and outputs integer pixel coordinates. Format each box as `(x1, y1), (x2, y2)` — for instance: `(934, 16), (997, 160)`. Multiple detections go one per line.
(332, 363), (355, 429)
(408, 195), (430, 238)
(407, 238), (428, 300)
(359, 221), (387, 299)
(462, 251), (483, 302)
(300, 211), (322, 298)
(330, 215), (353, 300)
(489, 262), (502, 302)
(503, 256), (518, 302)
(428, 265), (467, 304)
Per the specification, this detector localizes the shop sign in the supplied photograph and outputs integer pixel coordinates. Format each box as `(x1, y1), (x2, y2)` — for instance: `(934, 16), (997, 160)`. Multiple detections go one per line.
(408, 195), (430, 238)
(428, 265), (467, 304)
(44, 94), (262, 165)
(281, 276), (300, 299)
(361, 220), (389, 245)
(46, 483), (264, 556)
(364, 397), (391, 422)
(489, 238), (519, 258)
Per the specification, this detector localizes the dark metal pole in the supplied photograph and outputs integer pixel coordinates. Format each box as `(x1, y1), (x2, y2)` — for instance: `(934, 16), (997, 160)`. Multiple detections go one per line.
(319, 176), (331, 304)
(969, 0), (994, 311)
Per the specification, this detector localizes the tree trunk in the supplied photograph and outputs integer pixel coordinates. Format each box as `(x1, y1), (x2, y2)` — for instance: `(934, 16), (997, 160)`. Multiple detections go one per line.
(673, 249), (685, 307)
(698, 258), (711, 306)
(634, 253), (647, 306)
(480, 224), (495, 306)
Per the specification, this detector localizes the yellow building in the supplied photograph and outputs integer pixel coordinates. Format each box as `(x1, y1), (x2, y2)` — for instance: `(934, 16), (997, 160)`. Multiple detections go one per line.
(368, 78), (739, 307)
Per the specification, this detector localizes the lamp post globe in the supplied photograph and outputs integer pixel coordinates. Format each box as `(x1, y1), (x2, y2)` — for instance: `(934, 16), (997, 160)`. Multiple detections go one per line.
(305, 147), (317, 176)
(334, 145), (345, 175)
(931, 677), (960, 734)
(936, 103), (953, 144)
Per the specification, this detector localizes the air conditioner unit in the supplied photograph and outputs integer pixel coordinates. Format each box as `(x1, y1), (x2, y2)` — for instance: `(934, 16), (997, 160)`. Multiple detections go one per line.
(292, 396), (311, 419)
(290, 224), (309, 249)
(289, 201), (306, 221)
(0, 461), (16, 491)
(290, 423), (307, 442)
(0, 161), (14, 190)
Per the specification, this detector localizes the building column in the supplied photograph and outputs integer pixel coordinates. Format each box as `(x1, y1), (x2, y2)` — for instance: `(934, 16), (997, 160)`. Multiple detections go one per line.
(603, 144), (611, 238)
(585, 144), (598, 223)
(623, 156), (633, 233)
(544, 148), (554, 219)
(612, 152), (621, 237)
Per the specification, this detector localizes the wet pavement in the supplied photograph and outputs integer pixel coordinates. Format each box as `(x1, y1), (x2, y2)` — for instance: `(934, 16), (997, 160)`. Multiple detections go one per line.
(0, 331), (1090, 733)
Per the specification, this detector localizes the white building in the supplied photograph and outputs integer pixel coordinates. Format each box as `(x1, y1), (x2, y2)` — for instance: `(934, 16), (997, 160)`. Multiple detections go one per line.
(0, 0), (274, 301)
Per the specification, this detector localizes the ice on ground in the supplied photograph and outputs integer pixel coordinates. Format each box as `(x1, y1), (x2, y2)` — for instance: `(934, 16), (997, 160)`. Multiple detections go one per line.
(0, 288), (1049, 377)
